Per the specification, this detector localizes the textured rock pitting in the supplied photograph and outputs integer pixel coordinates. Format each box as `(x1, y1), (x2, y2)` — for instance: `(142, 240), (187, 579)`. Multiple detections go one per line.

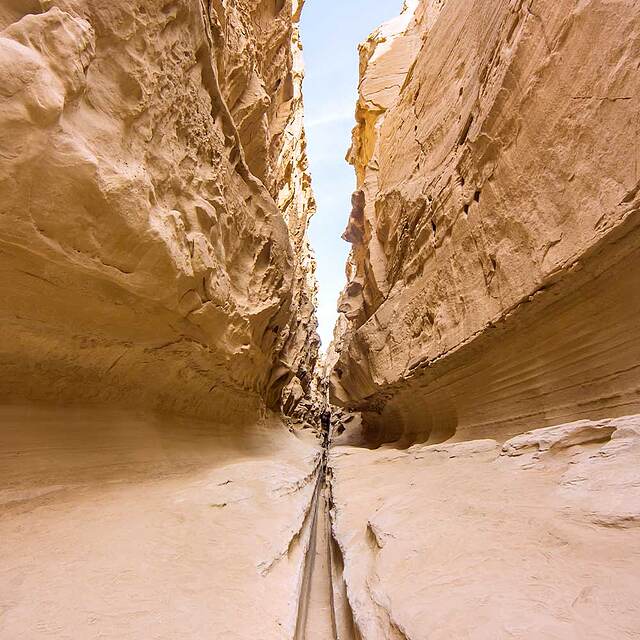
(0, 0), (318, 421)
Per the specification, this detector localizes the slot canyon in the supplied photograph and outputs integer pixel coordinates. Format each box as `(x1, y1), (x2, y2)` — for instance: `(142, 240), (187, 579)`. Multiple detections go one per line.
(1, 0), (639, 638)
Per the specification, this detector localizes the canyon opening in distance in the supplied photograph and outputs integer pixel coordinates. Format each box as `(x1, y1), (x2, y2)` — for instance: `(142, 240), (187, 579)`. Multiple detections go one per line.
(0, 1), (639, 639)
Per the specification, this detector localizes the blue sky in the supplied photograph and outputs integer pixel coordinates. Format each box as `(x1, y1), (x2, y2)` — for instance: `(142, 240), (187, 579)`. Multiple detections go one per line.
(300, 0), (403, 349)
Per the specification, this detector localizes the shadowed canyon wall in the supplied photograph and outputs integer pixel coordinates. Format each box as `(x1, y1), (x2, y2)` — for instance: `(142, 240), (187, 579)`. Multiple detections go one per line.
(0, 0), (318, 422)
(331, 0), (640, 447)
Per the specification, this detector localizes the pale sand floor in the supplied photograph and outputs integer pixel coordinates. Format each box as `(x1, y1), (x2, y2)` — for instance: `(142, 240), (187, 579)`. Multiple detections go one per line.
(329, 416), (640, 639)
(0, 405), (320, 640)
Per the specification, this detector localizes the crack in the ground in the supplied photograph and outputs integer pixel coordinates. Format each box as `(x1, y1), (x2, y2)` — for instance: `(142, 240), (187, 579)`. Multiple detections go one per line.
(293, 424), (340, 640)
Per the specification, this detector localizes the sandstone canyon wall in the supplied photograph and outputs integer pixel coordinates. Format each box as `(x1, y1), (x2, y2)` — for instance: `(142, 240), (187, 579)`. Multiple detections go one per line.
(325, 1), (640, 637)
(331, 0), (640, 447)
(0, 2), (324, 638)
(0, 0), (318, 422)
(2, 0), (640, 638)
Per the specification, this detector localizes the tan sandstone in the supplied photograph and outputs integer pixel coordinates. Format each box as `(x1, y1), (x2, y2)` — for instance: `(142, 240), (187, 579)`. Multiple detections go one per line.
(331, 0), (640, 444)
(2, 0), (640, 638)
(329, 415), (640, 638)
(0, 2), (323, 638)
(0, 0), (318, 422)
(325, 1), (640, 638)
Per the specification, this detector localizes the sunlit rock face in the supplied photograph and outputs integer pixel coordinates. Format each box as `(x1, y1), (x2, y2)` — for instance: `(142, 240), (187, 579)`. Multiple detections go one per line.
(2, 0), (640, 637)
(331, 0), (640, 445)
(325, 2), (640, 636)
(0, 0), (318, 421)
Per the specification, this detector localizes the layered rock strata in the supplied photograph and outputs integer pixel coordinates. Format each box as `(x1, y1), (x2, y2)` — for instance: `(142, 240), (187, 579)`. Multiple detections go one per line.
(2, 0), (640, 638)
(0, 405), (322, 638)
(331, 0), (640, 446)
(0, 0), (318, 421)
(323, 2), (640, 636)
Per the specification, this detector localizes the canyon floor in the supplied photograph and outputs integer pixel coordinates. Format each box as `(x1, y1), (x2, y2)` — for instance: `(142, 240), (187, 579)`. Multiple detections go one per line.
(329, 416), (640, 639)
(2, 407), (640, 639)
(0, 406), (321, 639)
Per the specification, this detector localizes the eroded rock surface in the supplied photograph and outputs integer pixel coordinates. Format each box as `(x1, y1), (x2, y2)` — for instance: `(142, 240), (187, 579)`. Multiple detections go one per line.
(329, 416), (640, 638)
(2, 0), (640, 638)
(0, 2), (324, 638)
(331, 0), (640, 445)
(0, 405), (320, 638)
(323, 2), (640, 637)
(0, 0), (318, 421)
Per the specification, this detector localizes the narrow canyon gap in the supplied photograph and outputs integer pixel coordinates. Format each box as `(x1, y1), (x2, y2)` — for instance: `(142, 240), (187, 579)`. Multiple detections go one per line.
(0, 2), (640, 640)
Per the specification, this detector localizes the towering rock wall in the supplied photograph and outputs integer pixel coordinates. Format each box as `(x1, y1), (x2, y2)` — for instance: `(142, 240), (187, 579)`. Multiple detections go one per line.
(2, 1), (640, 637)
(0, 4), (325, 638)
(331, 0), (640, 445)
(325, 4), (640, 637)
(0, 0), (318, 422)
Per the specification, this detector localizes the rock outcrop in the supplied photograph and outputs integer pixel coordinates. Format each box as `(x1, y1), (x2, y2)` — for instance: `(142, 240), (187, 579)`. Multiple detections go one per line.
(0, 0), (318, 422)
(329, 414), (640, 638)
(2, 0), (640, 638)
(324, 1), (640, 637)
(0, 404), (323, 639)
(331, 0), (640, 446)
